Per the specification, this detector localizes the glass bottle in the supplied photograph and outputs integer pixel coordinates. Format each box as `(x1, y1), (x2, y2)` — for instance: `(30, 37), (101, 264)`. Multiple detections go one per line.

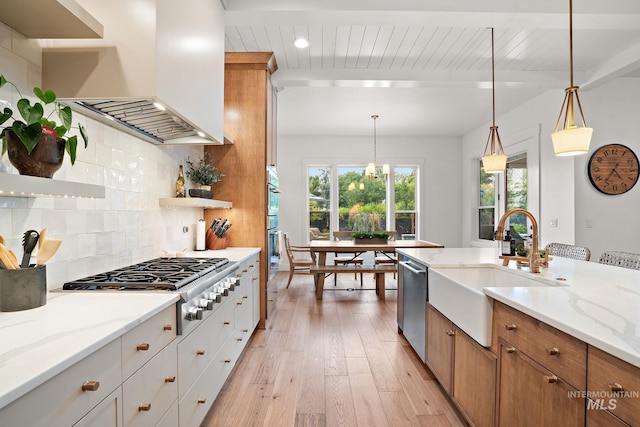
(176, 165), (185, 198)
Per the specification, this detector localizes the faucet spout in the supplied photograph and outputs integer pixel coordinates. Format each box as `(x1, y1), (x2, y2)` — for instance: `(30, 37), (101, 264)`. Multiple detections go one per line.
(496, 208), (541, 273)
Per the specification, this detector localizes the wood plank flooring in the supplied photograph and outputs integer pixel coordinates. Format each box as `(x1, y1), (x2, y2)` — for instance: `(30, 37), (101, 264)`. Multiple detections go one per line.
(202, 272), (466, 427)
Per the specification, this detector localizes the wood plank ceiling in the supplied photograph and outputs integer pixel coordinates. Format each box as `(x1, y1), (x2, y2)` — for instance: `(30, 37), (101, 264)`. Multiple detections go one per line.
(223, 0), (640, 137)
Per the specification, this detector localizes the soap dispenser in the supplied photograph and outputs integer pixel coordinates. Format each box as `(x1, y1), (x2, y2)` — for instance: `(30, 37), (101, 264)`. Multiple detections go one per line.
(501, 230), (513, 256)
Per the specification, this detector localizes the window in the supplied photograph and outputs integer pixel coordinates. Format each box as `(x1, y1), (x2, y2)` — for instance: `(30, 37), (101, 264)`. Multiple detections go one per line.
(307, 165), (419, 241)
(395, 167), (417, 239)
(477, 153), (529, 241)
(478, 163), (496, 240)
(338, 166), (386, 231)
(505, 154), (528, 237)
(308, 167), (331, 240)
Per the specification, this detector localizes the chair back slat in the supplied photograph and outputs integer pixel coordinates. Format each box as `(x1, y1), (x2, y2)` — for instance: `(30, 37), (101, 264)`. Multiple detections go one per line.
(545, 242), (591, 261)
(598, 251), (640, 270)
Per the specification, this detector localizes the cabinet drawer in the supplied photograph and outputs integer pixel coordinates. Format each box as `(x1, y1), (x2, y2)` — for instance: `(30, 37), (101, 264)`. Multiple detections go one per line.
(177, 296), (234, 399)
(494, 301), (586, 389)
(122, 305), (176, 380)
(588, 346), (640, 425)
(156, 400), (178, 427)
(122, 340), (177, 427)
(0, 339), (121, 427)
(73, 387), (123, 427)
(179, 335), (237, 427)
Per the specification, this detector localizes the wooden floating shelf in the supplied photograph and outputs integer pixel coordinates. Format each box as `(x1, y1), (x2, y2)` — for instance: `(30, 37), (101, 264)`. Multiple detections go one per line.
(159, 197), (232, 209)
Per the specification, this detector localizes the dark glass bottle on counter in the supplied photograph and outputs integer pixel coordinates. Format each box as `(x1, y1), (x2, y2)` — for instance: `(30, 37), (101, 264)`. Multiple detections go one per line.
(176, 165), (186, 198)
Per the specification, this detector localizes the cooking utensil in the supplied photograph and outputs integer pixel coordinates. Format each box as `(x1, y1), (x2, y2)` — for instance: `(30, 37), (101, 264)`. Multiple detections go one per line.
(0, 243), (18, 269)
(21, 230), (40, 268)
(36, 239), (62, 266)
(39, 228), (48, 248)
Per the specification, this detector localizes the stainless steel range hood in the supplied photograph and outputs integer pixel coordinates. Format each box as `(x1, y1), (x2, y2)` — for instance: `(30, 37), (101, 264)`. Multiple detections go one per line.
(41, 0), (226, 145)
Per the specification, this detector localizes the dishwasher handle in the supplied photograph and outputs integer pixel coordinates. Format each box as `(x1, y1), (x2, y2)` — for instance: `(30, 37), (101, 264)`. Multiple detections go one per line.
(399, 260), (426, 275)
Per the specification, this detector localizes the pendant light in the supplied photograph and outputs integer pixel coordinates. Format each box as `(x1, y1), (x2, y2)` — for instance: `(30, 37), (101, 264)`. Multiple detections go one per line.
(481, 27), (507, 174)
(366, 114), (390, 179)
(551, 0), (592, 156)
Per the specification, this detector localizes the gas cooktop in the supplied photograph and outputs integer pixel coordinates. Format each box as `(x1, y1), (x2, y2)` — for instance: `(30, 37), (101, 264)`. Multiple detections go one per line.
(62, 257), (230, 291)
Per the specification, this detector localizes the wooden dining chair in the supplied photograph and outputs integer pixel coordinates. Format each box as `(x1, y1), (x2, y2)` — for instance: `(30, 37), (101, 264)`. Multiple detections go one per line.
(283, 233), (316, 288)
(374, 231), (398, 277)
(332, 231), (364, 286)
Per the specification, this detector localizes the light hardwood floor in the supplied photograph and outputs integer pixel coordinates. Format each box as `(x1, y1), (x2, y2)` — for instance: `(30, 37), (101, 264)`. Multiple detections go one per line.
(202, 272), (466, 427)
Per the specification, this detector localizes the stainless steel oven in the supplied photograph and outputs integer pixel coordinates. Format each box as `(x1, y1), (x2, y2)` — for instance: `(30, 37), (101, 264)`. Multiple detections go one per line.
(267, 166), (280, 280)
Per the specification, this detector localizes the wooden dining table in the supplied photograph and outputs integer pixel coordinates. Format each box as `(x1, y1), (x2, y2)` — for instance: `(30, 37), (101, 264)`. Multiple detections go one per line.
(309, 239), (444, 299)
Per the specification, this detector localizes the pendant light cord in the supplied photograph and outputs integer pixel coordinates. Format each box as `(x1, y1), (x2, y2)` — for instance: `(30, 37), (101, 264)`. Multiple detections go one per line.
(372, 114), (378, 164)
(491, 27), (496, 127)
(569, 0), (574, 87)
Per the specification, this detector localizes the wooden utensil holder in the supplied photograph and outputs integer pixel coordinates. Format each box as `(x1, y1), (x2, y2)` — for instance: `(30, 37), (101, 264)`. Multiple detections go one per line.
(206, 228), (229, 250)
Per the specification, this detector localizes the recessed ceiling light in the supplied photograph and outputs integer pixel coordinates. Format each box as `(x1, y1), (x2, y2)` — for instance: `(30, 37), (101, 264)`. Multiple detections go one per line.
(197, 130), (205, 137)
(294, 38), (309, 49)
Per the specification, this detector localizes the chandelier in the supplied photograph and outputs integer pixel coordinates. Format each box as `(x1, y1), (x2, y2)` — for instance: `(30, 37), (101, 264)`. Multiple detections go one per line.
(366, 114), (390, 179)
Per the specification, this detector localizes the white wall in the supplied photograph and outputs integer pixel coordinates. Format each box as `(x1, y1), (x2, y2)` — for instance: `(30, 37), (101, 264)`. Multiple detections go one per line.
(461, 77), (640, 260)
(0, 22), (204, 289)
(277, 134), (463, 248)
(573, 78), (640, 258)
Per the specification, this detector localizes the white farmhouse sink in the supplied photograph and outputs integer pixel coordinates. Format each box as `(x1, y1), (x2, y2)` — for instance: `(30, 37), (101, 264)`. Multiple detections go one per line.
(428, 266), (555, 347)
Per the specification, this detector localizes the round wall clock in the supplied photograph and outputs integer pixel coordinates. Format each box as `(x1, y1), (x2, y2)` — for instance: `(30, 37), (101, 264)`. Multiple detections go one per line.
(587, 143), (639, 195)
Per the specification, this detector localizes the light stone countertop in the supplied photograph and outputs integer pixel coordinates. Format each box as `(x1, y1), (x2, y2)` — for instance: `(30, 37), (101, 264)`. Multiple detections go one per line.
(397, 247), (640, 368)
(0, 292), (179, 410)
(0, 247), (259, 410)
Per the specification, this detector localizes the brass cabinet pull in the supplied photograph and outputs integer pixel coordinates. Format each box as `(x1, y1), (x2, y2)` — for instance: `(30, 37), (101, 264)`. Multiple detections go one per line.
(506, 347), (516, 354)
(224, 359), (231, 363)
(253, 277), (258, 281)
(544, 375), (558, 384)
(197, 398), (207, 404)
(81, 381), (100, 392)
(249, 264), (254, 268)
(446, 330), (455, 336)
(223, 321), (230, 325)
(137, 343), (150, 351)
(138, 403), (151, 411)
(546, 347), (559, 356)
(163, 324), (173, 331)
(165, 376), (176, 383)
(243, 269), (248, 273)
(608, 382), (624, 392)
(243, 329), (248, 333)
(197, 350), (205, 355)
(236, 337), (243, 341)
(505, 324), (517, 331)
(237, 301), (243, 305)
(243, 295), (248, 299)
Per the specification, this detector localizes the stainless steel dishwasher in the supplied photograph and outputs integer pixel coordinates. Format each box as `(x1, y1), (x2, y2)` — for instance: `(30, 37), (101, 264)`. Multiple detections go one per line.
(398, 255), (428, 362)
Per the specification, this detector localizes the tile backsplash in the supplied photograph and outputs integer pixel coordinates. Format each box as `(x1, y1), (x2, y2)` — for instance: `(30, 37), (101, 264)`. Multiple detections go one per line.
(1, 22), (208, 289)
(1, 115), (205, 288)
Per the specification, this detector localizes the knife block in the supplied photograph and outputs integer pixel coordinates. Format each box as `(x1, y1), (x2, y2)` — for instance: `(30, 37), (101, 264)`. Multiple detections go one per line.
(0, 265), (47, 312)
(206, 228), (229, 250)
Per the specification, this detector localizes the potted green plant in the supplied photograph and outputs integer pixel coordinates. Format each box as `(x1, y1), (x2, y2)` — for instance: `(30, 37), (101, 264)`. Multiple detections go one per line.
(0, 75), (88, 178)
(352, 231), (390, 244)
(184, 153), (224, 198)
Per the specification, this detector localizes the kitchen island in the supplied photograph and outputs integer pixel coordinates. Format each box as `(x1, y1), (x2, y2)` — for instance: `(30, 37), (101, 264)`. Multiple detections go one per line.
(397, 247), (640, 427)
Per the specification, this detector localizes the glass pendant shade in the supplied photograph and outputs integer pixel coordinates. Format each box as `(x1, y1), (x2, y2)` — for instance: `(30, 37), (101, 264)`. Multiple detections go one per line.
(366, 114), (389, 179)
(482, 153), (507, 173)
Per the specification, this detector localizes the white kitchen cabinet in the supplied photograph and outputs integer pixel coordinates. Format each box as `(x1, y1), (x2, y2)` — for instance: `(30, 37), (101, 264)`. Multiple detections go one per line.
(122, 340), (178, 427)
(73, 387), (123, 427)
(121, 304), (176, 380)
(177, 296), (234, 399)
(0, 339), (121, 427)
